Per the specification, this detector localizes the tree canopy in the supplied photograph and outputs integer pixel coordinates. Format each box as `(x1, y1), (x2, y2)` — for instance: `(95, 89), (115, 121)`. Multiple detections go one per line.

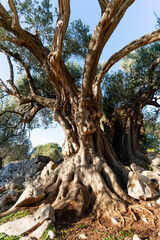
(31, 142), (62, 160)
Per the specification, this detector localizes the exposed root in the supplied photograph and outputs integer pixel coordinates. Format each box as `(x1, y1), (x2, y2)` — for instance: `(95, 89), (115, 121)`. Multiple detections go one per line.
(38, 150), (135, 220)
(123, 216), (135, 226)
(128, 208), (138, 222)
(129, 205), (156, 218)
(128, 204), (157, 227)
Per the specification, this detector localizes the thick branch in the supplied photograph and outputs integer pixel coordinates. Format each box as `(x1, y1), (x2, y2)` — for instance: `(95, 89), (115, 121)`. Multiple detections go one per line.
(150, 56), (160, 72)
(98, 0), (109, 14)
(147, 100), (160, 108)
(0, 78), (14, 96)
(0, 3), (12, 31)
(83, 0), (134, 98)
(8, 0), (21, 31)
(95, 30), (160, 88)
(22, 103), (44, 124)
(49, 0), (70, 63)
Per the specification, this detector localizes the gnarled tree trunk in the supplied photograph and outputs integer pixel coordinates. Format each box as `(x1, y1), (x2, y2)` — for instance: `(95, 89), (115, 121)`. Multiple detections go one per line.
(103, 105), (149, 167)
(41, 95), (133, 218)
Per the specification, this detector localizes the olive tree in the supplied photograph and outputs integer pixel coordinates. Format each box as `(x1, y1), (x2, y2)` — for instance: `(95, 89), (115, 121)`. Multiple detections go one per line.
(0, 0), (160, 218)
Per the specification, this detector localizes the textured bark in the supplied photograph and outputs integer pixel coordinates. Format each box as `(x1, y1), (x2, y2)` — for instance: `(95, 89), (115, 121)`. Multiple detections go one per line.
(103, 106), (149, 167)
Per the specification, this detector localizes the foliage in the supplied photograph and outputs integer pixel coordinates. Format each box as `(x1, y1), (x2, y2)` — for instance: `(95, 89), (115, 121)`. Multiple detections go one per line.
(0, 234), (23, 240)
(141, 120), (160, 151)
(63, 19), (91, 62)
(102, 41), (160, 117)
(31, 142), (62, 160)
(104, 229), (135, 240)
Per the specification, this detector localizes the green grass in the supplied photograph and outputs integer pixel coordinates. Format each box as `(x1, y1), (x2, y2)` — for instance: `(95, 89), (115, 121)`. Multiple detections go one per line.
(104, 229), (135, 240)
(0, 233), (23, 240)
(77, 223), (85, 229)
(0, 210), (30, 226)
(40, 224), (56, 240)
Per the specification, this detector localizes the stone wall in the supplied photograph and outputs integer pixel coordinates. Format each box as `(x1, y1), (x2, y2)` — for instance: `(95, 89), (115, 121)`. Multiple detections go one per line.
(0, 155), (51, 187)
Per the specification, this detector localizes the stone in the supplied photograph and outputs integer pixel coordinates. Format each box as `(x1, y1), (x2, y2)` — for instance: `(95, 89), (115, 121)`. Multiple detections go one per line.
(48, 230), (56, 239)
(0, 156), (51, 188)
(0, 189), (18, 209)
(12, 185), (45, 208)
(133, 234), (142, 240)
(130, 163), (144, 173)
(156, 197), (160, 204)
(29, 220), (52, 239)
(142, 171), (160, 186)
(0, 185), (6, 193)
(151, 157), (160, 166)
(142, 217), (148, 223)
(111, 216), (121, 226)
(147, 202), (152, 206)
(0, 204), (55, 236)
(41, 161), (58, 181)
(10, 176), (25, 189)
(0, 205), (11, 213)
(127, 171), (158, 200)
(79, 233), (87, 239)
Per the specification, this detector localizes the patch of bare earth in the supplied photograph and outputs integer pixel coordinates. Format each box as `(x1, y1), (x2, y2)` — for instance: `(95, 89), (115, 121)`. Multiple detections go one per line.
(44, 200), (159, 240)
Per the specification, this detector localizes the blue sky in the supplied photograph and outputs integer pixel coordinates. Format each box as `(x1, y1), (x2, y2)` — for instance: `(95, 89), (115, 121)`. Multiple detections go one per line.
(0, 0), (160, 148)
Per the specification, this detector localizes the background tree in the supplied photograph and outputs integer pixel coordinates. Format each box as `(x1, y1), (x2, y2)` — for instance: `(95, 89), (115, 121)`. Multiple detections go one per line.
(31, 142), (62, 161)
(0, 0), (160, 218)
(102, 41), (160, 165)
(141, 109), (160, 151)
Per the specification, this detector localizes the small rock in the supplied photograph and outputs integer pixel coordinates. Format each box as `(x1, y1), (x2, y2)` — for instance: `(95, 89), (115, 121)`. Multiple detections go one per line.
(127, 171), (158, 200)
(142, 217), (148, 223)
(41, 161), (58, 180)
(0, 205), (10, 213)
(10, 177), (25, 189)
(124, 238), (132, 240)
(147, 202), (152, 207)
(29, 220), (52, 239)
(79, 233), (87, 239)
(158, 231), (160, 237)
(130, 163), (144, 172)
(48, 230), (56, 239)
(111, 216), (121, 226)
(12, 185), (45, 208)
(133, 234), (142, 240)
(142, 171), (160, 186)
(156, 197), (160, 204)
(152, 157), (160, 166)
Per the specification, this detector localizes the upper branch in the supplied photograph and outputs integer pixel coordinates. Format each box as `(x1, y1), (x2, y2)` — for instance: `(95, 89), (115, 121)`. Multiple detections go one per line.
(8, 0), (21, 31)
(6, 54), (21, 97)
(95, 29), (160, 88)
(49, 0), (70, 63)
(98, 0), (109, 15)
(82, 0), (135, 98)
(0, 3), (12, 31)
